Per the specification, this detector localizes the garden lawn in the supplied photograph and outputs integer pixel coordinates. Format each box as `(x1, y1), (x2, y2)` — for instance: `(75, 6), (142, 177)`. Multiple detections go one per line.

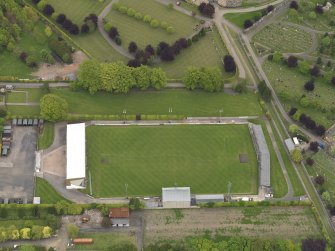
(158, 27), (233, 79)
(51, 88), (262, 117)
(252, 23), (313, 53)
(5, 106), (40, 117)
(35, 177), (70, 204)
(7, 92), (26, 103)
(224, 11), (263, 29)
(107, 0), (198, 49)
(38, 123), (54, 150)
(263, 60), (335, 128)
(86, 124), (259, 197)
(69, 232), (136, 250)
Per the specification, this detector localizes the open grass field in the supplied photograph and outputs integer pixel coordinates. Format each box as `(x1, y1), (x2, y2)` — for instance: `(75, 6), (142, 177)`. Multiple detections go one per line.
(158, 27), (232, 79)
(35, 177), (70, 204)
(86, 124), (258, 197)
(224, 11), (263, 29)
(263, 60), (335, 128)
(38, 122), (54, 150)
(6, 88), (46, 103)
(106, 0), (199, 50)
(69, 232), (136, 250)
(142, 206), (321, 243)
(241, 0), (276, 7)
(252, 23), (313, 53)
(51, 88), (262, 117)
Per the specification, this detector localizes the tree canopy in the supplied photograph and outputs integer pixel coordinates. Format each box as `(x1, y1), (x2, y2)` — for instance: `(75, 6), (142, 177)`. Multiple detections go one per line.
(40, 94), (68, 122)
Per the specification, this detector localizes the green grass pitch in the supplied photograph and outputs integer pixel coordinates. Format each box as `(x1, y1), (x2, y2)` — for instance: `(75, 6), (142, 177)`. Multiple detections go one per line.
(86, 124), (258, 197)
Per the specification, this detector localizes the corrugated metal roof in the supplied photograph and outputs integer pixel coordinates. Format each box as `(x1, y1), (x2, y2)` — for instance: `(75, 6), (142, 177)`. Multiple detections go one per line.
(162, 187), (191, 202)
(250, 124), (270, 187)
(195, 194), (224, 200)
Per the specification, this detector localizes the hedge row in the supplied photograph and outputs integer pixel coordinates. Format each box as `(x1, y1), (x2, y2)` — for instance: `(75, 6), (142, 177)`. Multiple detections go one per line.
(66, 114), (185, 121)
(112, 3), (175, 34)
(199, 200), (312, 208)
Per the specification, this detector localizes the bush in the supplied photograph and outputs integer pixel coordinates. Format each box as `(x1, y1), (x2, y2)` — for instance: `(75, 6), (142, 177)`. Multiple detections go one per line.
(40, 94), (68, 122)
(119, 6), (128, 14)
(134, 12), (142, 20)
(43, 4), (55, 16)
(244, 19), (254, 29)
(81, 23), (89, 33)
(150, 19), (160, 28)
(258, 81), (272, 102)
(223, 55), (236, 73)
(143, 15), (152, 23)
(67, 224), (78, 238)
(287, 55), (298, 68)
(288, 107), (297, 116)
(309, 141), (319, 152)
(114, 36), (122, 45)
(291, 148), (302, 162)
(306, 157), (314, 166)
(304, 80), (315, 91)
(127, 8), (136, 17)
(315, 175), (325, 186)
(56, 14), (66, 24)
(112, 2), (120, 10)
(166, 26), (175, 34)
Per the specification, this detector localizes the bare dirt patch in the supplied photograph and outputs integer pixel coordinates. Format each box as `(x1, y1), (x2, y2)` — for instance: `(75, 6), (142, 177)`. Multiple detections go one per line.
(42, 145), (66, 177)
(138, 207), (321, 244)
(32, 51), (88, 80)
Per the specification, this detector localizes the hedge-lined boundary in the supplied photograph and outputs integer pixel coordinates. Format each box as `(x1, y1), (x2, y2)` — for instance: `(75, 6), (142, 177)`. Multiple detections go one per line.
(67, 114), (186, 121)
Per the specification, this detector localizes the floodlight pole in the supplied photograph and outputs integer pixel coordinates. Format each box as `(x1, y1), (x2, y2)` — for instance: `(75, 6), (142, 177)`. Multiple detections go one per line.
(168, 107), (173, 123)
(219, 108), (223, 123)
(123, 109), (127, 124)
(125, 183), (128, 198)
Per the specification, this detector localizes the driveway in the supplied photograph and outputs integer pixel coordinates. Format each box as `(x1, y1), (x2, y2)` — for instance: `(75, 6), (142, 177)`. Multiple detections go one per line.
(0, 127), (37, 201)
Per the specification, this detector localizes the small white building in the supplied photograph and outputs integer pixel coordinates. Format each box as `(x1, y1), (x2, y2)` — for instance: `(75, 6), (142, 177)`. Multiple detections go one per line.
(66, 123), (86, 189)
(162, 187), (191, 208)
(293, 137), (300, 146)
(33, 197), (40, 204)
(284, 138), (295, 152)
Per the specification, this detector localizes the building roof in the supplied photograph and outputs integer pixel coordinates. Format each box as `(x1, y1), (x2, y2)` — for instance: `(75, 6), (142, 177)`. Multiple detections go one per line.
(285, 138), (295, 152)
(250, 124), (270, 187)
(66, 123), (86, 187)
(162, 187), (191, 202)
(195, 194), (224, 200)
(109, 207), (129, 218)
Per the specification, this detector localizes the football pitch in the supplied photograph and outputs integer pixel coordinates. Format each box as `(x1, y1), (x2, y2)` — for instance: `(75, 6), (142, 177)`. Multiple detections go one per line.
(86, 124), (258, 197)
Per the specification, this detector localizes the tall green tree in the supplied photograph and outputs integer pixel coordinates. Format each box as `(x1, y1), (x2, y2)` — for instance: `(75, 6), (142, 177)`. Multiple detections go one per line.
(77, 60), (103, 94)
(40, 94), (68, 122)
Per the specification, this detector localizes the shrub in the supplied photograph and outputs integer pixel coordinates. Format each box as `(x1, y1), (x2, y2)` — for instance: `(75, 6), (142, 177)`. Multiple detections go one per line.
(150, 19), (160, 28)
(143, 15), (152, 23)
(37, 0), (47, 11)
(56, 14), (66, 24)
(166, 26), (175, 33)
(258, 81), (272, 102)
(19, 52), (28, 62)
(244, 19), (254, 29)
(114, 36), (122, 45)
(304, 80), (315, 91)
(67, 224), (78, 238)
(315, 175), (325, 186)
(112, 2), (120, 10)
(310, 65), (320, 77)
(309, 141), (319, 152)
(108, 27), (119, 39)
(306, 157), (314, 166)
(127, 8), (136, 17)
(134, 12), (142, 20)
(289, 124), (299, 134)
(331, 76), (335, 86)
(81, 23), (89, 33)
(128, 41), (138, 53)
(291, 148), (302, 162)
(62, 53), (71, 64)
(118, 6), (128, 14)
(288, 107), (297, 116)
(223, 55), (236, 73)
(43, 4), (55, 16)
(290, 0), (299, 10)
(287, 55), (298, 68)
(40, 94), (68, 122)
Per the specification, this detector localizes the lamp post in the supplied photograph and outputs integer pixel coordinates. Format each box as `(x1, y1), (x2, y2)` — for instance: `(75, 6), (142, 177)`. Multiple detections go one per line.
(123, 109), (127, 123)
(168, 107), (172, 123)
(219, 108), (223, 123)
